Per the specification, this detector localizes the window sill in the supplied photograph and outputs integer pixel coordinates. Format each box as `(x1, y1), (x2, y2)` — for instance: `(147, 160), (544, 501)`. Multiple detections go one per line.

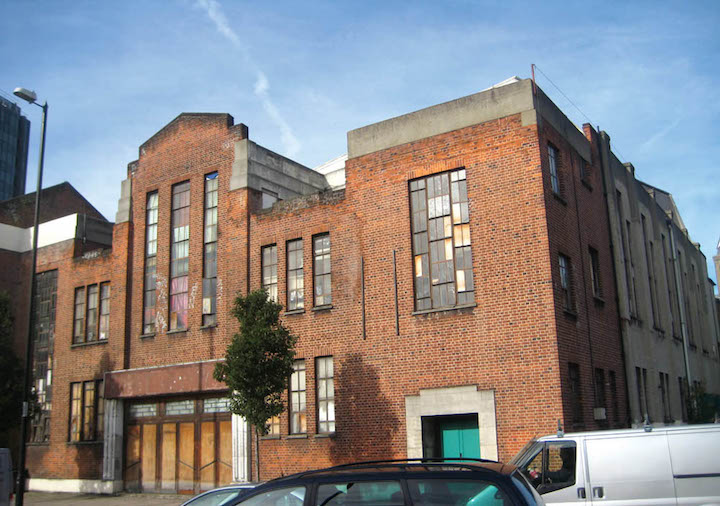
(200, 324), (218, 331)
(260, 435), (281, 440)
(284, 309), (305, 316)
(563, 308), (578, 319)
(67, 440), (103, 446)
(312, 304), (333, 312)
(27, 442), (50, 447)
(553, 193), (567, 206)
(593, 295), (605, 306)
(314, 432), (336, 439)
(287, 434), (308, 439)
(167, 328), (189, 336)
(412, 303), (477, 316)
(140, 332), (156, 340)
(581, 179), (593, 191)
(653, 326), (666, 336)
(71, 339), (108, 349)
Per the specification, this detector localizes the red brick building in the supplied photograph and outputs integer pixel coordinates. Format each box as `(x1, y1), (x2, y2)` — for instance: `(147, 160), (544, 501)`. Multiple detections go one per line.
(3, 78), (670, 493)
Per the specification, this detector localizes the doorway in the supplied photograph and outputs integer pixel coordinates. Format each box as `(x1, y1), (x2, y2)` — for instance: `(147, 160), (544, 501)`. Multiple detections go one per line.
(421, 413), (480, 460)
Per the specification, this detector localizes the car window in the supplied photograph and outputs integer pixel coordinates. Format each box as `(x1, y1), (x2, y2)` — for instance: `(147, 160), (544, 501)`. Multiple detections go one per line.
(316, 481), (404, 506)
(238, 486), (306, 506)
(407, 479), (511, 506)
(188, 490), (243, 506)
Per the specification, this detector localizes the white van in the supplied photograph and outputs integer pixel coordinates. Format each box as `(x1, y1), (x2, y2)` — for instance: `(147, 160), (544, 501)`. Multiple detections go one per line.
(510, 424), (720, 506)
(0, 448), (12, 506)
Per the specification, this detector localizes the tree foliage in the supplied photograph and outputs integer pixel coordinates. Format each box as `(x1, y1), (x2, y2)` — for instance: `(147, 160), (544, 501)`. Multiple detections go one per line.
(0, 291), (23, 449)
(214, 289), (297, 436)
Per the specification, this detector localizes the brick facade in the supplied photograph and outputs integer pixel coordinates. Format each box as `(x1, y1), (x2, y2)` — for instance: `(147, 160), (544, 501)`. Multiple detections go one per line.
(4, 78), (716, 494)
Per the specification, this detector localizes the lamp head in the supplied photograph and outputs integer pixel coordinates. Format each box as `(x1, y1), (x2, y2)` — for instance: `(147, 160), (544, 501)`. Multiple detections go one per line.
(13, 87), (37, 104)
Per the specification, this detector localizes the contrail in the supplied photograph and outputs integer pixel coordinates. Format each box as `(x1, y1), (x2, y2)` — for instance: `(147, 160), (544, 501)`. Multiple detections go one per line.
(196, 0), (301, 157)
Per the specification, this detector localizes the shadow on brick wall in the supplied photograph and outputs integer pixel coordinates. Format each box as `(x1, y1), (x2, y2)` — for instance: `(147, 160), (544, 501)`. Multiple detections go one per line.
(71, 350), (113, 479)
(329, 353), (400, 465)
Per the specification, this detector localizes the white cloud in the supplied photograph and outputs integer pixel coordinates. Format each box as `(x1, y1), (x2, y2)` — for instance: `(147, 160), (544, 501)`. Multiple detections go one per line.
(195, 0), (301, 157)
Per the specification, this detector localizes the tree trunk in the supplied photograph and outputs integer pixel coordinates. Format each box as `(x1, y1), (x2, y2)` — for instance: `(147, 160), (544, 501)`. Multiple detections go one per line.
(254, 426), (261, 482)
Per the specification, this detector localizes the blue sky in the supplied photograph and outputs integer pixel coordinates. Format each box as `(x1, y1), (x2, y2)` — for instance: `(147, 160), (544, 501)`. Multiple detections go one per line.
(2, 0), (718, 283)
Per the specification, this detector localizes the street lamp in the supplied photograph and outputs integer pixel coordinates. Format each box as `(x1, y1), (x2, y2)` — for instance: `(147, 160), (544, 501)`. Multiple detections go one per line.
(13, 87), (48, 506)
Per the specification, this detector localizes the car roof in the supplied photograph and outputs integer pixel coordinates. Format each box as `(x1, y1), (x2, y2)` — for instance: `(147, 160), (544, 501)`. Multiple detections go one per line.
(262, 459), (519, 486)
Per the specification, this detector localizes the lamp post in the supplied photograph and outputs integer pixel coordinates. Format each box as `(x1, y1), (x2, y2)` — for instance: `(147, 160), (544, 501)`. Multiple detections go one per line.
(12, 87), (48, 506)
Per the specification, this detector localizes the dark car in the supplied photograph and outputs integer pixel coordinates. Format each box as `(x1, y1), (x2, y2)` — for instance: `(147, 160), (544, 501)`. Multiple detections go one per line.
(180, 484), (258, 506)
(225, 459), (544, 506)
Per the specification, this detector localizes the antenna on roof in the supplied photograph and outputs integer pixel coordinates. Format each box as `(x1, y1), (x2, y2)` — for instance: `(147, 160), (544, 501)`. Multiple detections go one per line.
(557, 419), (564, 438)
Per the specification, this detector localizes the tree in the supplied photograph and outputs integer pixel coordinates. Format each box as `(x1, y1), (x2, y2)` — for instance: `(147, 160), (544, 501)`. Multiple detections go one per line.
(214, 289), (297, 481)
(0, 291), (23, 455)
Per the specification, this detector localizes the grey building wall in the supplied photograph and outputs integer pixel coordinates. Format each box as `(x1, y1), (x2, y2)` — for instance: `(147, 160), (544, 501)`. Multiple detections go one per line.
(599, 132), (720, 426)
(0, 96), (30, 201)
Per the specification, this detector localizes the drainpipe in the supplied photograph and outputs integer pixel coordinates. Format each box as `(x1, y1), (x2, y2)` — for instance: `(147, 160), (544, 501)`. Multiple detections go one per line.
(668, 221), (692, 391)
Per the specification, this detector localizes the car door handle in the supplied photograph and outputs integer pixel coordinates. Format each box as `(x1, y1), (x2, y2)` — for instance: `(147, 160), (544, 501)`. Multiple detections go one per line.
(592, 486), (604, 498)
(577, 487), (586, 499)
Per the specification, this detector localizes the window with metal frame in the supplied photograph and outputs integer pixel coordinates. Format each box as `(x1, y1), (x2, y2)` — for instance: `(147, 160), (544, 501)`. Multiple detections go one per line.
(73, 283), (110, 343)
(409, 169), (474, 311)
(287, 239), (304, 311)
(262, 244), (278, 303)
(548, 144), (560, 195)
(69, 379), (104, 442)
(558, 254), (574, 311)
(290, 359), (306, 434)
(203, 173), (218, 326)
(99, 282), (110, 340)
(143, 192), (159, 334)
(313, 234), (331, 307)
(316, 356), (335, 433)
(170, 181), (190, 330)
(589, 247), (602, 299)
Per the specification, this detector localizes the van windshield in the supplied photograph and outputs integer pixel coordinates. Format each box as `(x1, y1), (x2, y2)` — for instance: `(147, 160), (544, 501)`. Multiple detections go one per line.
(509, 440), (539, 466)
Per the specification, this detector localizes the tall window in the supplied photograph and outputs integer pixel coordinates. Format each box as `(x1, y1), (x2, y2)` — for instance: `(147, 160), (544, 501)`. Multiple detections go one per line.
(409, 169), (474, 311)
(287, 239), (304, 311)
(290, 360), (306, 434)
(313, 234), (331, 307)
(616, 191), (637, 317)
(316, 357), (335, 433)
(170, 181), (190, 330)
(661, 234), (677, 336)
(74, 283), (110, 344)
(558, 254), (573, 311)
(99, 283), (110, 340)
(548, 144), (560, 195)
(69, 379), (104, 442)
(589, 247), (602, 299)
(568, 362), (582, 424)
(636, 367), (649, 422)
(266, 416), (280, 437)
(659, 372), (671, 422)
(641, 215), (659, 327)
(86, 284), (98, 341)
(625, 220), (639, 317)
(203, 173), (218, 326)
(73, 287), (86, 344)
(262, 245), (278, 302)
(32, 270), (57, 443)
(143, 192), (159, 334)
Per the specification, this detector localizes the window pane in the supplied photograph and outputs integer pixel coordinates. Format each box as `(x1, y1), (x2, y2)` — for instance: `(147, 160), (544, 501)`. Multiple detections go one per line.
(317, 481), (404, 506)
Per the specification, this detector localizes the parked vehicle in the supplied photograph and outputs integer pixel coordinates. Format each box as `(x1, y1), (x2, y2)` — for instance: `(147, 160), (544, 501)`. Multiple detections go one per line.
(0, 448), (12, 506)
(511, 423), (720, 505)
(181, 484), (258, 506)
(223, 459), (544, 505)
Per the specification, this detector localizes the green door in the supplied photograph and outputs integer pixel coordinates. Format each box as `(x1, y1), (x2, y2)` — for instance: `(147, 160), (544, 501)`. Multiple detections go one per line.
(440, 416), (480, 459)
